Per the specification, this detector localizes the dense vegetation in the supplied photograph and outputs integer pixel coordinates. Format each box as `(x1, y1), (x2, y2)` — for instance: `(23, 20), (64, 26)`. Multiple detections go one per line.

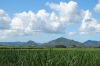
(55, 45), (66, 48)
(0, 48), (100, 66)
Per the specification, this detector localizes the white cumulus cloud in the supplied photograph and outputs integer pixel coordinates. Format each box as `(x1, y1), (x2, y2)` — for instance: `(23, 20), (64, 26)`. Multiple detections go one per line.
(1, 0), (96, 39)
(11, 10), (66, 35)
(68, 32), (76, 36)
(79, 10), (100, 34)
(0, 8), (67, 39)
(94, 0), (100, 12)
(0, 9), (11, 29)
(46, 1), (82, 25)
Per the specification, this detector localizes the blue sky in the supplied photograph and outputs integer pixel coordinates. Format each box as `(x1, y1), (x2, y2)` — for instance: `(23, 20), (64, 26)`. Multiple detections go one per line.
(0, 0), (100, 43)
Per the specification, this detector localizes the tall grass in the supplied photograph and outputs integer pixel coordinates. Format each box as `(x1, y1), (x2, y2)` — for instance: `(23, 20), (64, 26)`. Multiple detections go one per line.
(0, 48), (100, 66)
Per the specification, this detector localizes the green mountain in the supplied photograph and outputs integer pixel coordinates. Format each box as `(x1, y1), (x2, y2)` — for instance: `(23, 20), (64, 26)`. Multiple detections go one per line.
(42, 37), (84, 47)
(84, 40), (100, 47)
(25, 40), (38, 46)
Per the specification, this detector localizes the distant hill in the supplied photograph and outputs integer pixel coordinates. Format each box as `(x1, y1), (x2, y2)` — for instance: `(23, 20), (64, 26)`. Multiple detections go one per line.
(25, 40), (38, 46)
(84, 40), (100, 47)
(0, 42), (25, 46)
(0, 41), (39, 46)
(42, 37), (84, 47)
(1, 38), (100, 48)
(84, 40), (100, 44)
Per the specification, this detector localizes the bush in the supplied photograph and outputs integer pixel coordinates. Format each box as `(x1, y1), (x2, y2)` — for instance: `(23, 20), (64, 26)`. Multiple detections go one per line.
(55, 45), (66, 48)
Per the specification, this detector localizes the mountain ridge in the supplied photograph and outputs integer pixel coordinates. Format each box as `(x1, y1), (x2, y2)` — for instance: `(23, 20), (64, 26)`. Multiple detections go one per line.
(83, 40), (100, 47)
(25, 40), (38, 46)
(0, 38), (100, 47)
(42, 37), (84, 47)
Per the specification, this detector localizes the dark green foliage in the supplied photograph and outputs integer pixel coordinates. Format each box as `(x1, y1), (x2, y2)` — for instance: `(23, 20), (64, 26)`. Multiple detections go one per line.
(71, 44), (77, 48)
(0, 48), (100, 66)
(55, 45), (66, 48)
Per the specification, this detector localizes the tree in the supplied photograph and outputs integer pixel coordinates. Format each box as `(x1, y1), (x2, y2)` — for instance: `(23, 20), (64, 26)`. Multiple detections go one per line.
(71, 44), (77, 48)
(55, 45), (66, 48)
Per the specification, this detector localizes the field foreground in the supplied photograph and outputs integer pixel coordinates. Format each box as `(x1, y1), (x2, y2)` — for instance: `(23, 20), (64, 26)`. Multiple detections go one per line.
(0, 48), (100, 66)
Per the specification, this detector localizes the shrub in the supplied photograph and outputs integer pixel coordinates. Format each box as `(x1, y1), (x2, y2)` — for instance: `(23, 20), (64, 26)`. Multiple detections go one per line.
(55, 45), (66, 48)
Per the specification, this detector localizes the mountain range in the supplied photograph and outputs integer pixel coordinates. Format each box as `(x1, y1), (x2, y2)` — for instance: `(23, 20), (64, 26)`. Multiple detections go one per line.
(83, 40), (100, 47)
(42, 37), (84, 47)
(0, 37), (100, 47)
(0, 42), (25, 46)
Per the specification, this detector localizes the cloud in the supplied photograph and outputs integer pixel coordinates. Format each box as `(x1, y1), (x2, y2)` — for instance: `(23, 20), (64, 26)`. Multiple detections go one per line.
(80, 32), (89, 35)
(46, 1), (82, 25)
(0, 30), (18, 39)
(79, 10), (100, 34)
(68, 32), (76, 36)
(94, 0), (100, 12)
(9, 1), (82, 37)
(11, 10), (66, 35)
(0, 9), (66, 38)
(0, 9), (11, 29)
(1, 1), (95, 39)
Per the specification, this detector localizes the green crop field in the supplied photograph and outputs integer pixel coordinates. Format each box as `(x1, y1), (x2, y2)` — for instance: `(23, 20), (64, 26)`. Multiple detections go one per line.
(0, 48), (100, 66)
